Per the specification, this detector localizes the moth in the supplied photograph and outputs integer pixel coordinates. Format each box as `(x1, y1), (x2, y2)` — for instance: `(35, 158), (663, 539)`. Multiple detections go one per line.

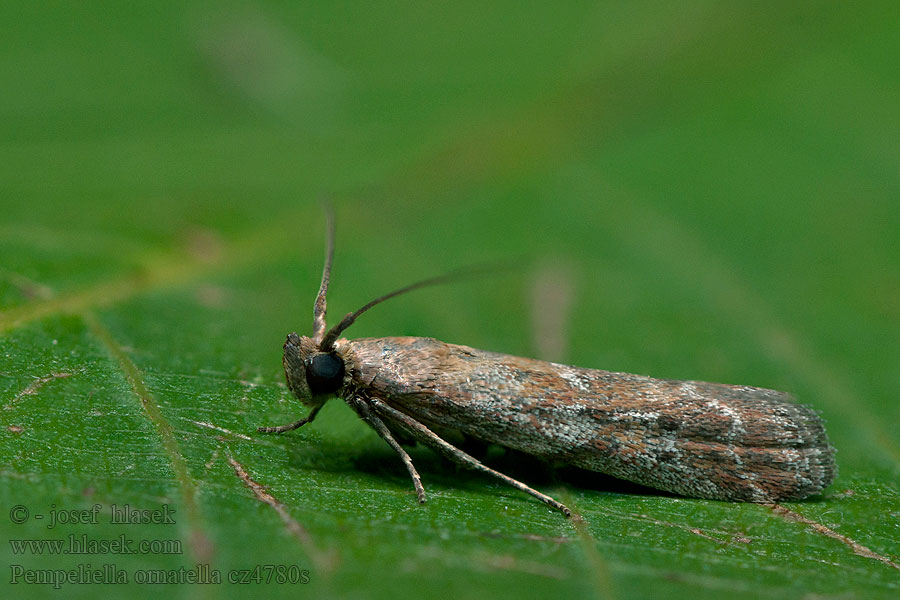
(259, 213), (836, 516)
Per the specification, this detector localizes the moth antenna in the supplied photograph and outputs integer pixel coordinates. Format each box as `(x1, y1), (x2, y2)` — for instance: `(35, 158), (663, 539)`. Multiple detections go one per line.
(311, 203), (336, 346)
(319, 261), (514, 351)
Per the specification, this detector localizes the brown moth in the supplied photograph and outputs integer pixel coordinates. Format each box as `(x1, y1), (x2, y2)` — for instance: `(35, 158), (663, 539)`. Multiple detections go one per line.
(259, 213), (836, 516)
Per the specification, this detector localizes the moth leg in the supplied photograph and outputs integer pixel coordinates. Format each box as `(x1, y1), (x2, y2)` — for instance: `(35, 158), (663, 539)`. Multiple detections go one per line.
(348, 396), (427, 504)
(384, 419), (417, 447)
(257, 403), (324, 434)
(368, 397), (572, 517)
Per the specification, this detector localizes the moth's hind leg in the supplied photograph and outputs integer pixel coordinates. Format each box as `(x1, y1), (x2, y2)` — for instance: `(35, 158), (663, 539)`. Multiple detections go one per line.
(368, 397), (572, 517)
(385, 419), (418, 447)
(347, 396), (427, 504)
(423, 424), (491, 460)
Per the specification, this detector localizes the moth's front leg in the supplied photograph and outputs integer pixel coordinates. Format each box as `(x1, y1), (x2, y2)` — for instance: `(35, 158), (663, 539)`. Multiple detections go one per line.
(346, 395), (427, 504)
(257, 403), (324, 434)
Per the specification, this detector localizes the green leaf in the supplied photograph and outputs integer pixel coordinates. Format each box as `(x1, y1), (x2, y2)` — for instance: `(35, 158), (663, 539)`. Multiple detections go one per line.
(2, 2), (898, 599)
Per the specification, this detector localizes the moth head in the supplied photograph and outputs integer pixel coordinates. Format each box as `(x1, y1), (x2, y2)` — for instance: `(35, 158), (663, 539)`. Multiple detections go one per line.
(282, 332), (345, 407)
(285, 205), (482, 409)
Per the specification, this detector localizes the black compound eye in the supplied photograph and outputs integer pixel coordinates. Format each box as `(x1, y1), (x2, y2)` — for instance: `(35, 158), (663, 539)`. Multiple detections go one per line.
(306, 353), (345, 396)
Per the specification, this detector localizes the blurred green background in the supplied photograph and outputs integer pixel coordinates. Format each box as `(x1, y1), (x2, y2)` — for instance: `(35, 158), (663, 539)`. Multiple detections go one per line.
(1, 2), (898, 599)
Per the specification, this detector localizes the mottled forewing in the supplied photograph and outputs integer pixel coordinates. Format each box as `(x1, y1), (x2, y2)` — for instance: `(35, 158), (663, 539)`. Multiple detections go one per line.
(337, 337), (835, 502)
